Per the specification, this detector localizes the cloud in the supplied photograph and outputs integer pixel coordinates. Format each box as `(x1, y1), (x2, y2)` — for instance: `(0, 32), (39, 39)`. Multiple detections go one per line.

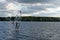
(21, 14), (32, 16)
(21, 6), (45, 14)
(0, 0), (6, 3)
(17, 0), (50, 3)
(6, 0), (60, 17)
(6, 0), (17, 3)
(21, 3), (56, 14)
(0, 3), (6, 9)
(6, 3), (17, 10)
(17, 0), (60, 5)
(0, 0), (60, 17)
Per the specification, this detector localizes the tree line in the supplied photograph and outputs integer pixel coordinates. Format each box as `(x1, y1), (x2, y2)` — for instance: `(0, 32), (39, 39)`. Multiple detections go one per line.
(0, 16), (60, 22)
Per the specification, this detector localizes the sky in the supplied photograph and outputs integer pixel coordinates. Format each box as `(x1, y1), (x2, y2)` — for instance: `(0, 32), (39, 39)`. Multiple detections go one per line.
(0, 0), (60, 17)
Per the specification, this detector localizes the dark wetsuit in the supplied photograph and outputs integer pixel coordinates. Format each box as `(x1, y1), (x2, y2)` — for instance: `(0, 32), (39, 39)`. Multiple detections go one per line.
(15, 22), (19, 29)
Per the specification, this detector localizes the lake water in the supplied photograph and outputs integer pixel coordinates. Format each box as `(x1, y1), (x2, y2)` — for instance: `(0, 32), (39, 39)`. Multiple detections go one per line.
(0, 21), (60, 40)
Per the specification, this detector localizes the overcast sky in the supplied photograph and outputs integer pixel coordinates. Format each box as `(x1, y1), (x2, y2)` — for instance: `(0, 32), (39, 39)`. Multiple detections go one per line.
(0, 0), (60, 17)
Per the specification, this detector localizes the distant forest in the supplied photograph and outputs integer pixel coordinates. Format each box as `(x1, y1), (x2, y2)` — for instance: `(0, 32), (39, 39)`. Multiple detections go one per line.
(0, 16), (60, 22)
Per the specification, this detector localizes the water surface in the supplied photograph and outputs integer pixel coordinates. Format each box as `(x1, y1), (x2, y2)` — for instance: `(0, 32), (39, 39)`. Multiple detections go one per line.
(0, 21), (60, 40)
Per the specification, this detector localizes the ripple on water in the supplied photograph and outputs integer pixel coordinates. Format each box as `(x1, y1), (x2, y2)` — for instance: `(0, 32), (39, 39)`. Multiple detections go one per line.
(0, 21), (60, 40)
